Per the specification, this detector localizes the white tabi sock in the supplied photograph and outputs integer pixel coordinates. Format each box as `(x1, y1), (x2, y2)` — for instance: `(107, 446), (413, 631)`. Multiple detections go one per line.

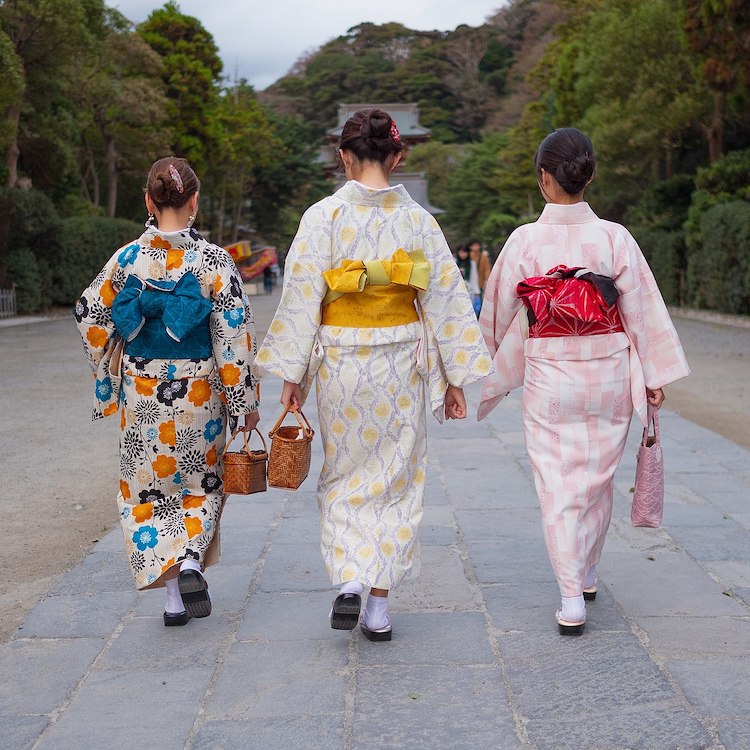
(164, 577), (185, 614)
(363, 593), (389, 630)
(560, 594), (586, 623)
(180, 558), (201, 574)
(340, 581), (364, 597)
(584, 566), (597, 589)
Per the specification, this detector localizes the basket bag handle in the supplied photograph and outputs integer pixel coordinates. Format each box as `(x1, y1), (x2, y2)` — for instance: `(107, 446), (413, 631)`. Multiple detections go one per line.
(223, 427), (268, 457)
(641, 404), (660, 448)
(268, 403), (315, 440)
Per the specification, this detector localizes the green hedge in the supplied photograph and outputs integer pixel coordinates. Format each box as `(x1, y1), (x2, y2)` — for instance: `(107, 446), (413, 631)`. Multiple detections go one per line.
(0, 186), (141, 312)
(687, 201), (750, 314)
(632, 227), (684, 306)
(54, 216), (142, 306)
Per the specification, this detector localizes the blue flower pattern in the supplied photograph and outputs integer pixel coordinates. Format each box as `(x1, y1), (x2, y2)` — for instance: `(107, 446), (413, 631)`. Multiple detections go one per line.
(203, 419), (223, 442)
(223, 308), (244, 328)
(118, 243), (140, 267)
(95, 376), (113, 402)
(132, 525), (159, 551)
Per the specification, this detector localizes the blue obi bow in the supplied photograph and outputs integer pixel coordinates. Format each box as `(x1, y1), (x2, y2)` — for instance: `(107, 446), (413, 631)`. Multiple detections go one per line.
(112, 272), (213, 359)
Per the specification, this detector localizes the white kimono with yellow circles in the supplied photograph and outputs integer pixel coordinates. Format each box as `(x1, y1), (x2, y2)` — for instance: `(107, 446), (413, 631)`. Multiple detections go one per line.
(258, 181), (492, 589)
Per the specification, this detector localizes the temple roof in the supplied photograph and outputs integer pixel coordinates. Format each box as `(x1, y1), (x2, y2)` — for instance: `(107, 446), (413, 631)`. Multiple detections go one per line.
(327, 103), (431, 141)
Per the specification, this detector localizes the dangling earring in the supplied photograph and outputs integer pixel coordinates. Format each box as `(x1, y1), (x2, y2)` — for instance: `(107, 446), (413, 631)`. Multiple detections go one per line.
(145, 212), (155, 228)
(187, 215), (195, 228)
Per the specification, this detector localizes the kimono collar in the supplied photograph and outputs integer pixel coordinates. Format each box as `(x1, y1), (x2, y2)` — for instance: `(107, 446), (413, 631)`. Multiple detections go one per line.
(141, 226), (204, 248)
(334, 180), (412, 208)
(538, 201), (599, 225)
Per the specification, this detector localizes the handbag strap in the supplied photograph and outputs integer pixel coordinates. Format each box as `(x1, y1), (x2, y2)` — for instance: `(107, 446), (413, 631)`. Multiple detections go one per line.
(223, 427), (268, 457)
(269, 402), (315, 439)
(642, 404), (660, 447)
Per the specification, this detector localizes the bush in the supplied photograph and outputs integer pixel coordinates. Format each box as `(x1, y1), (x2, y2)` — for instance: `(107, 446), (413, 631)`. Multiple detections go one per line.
(6, 247), (44, 314)
(632, 228), (684, 306)
(53, 216), (142, 306)
(687, 201), (750, 314)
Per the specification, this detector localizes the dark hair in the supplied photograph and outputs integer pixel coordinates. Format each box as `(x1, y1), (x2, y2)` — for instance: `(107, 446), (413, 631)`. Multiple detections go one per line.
(454, 244), (471, 279)
(534, 128), (595, 195)
(339, 108), (404, 165)
(467, 238), (480, 249)
(146, 157), (200, 209)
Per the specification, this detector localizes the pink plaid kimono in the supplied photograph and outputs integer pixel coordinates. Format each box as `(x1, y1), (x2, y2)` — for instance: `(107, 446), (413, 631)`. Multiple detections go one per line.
(478, 202), (689, 596)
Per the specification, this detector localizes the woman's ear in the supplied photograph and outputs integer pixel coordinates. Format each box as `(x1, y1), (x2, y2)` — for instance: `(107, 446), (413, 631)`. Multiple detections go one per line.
(389, 152), (403, 172)
(144, 194), (156, 215)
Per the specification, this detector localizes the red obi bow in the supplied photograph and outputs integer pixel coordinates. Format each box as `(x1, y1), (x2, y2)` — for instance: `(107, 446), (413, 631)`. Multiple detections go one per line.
(516, 265), (619, 327)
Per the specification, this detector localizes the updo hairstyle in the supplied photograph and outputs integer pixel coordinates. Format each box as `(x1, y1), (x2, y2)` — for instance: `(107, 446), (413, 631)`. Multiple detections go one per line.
(339, 108), (405, 165)
(534, 128), (596, 195)
(146, 157), (200, 210)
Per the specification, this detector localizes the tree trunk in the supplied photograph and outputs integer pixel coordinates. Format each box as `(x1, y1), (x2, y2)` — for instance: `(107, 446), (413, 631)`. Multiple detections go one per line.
(230, 179), (244, 244)
(704, 91), (725, 164)
(82, 138), (100, 207)
(216, 182), (226, 246)
(105, 135), (117, 218)
(5, 106), (21, 188)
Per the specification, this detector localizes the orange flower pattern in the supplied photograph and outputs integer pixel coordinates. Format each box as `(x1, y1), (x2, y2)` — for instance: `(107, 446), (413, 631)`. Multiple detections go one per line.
(188, 379), (211, 407)
(76, 226), (261, 589)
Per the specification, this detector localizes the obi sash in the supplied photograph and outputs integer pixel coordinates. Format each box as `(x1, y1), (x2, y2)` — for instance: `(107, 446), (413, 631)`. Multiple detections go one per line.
(111, 272), (212, 358)
(321, 249), (429, 328)
(517, 264), (624, 338)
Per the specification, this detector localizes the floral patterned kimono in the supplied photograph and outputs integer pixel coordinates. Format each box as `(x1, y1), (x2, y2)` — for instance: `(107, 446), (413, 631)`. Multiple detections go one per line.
(257, 180), (492, 590)
(479, 201), (689, 597)
(76, 226), (259, 590)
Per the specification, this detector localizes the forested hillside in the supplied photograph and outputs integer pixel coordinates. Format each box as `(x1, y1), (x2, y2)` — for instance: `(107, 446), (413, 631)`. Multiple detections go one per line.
(1, 0), (749, 314)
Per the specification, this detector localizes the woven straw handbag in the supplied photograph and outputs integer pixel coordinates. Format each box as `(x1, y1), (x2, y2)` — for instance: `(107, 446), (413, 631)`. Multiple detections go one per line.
(267, 404), (314, 490)
(222, 428), (268, 496)
(631, 405), (664, 528)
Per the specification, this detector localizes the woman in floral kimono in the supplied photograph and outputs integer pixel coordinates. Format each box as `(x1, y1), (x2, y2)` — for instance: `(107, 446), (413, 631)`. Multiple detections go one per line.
(258, 109), (492, 640)
(479, 128), (689, 635)
(76, 158), (260, 626)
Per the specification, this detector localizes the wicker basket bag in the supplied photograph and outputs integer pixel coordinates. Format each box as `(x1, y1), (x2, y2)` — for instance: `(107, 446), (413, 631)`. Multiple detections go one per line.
(222, 428), (268, 496)
(267, 404), (314, 490)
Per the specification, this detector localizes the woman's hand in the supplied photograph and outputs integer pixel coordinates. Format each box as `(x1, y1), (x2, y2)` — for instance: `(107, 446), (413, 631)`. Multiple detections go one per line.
(243, 410), (260, 430)
(281, 380), (303, 409)
(646, 387), (665, 409)
(445, 385), (467, 420)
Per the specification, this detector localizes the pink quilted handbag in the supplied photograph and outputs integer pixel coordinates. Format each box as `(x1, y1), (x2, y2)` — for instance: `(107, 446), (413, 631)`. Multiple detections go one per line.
(631, 405), (664, 528)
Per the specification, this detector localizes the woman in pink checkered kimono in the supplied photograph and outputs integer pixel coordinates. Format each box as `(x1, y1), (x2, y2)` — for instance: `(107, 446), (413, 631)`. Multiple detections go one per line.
(478, 128), (690, 635)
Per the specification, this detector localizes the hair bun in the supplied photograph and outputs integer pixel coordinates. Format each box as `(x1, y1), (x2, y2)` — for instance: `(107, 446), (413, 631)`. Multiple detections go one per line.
(555, 154), (594, 194)
(360, 109), (391, 143)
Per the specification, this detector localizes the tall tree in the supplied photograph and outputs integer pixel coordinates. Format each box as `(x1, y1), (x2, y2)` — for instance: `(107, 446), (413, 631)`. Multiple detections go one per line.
(683, 0), (750, 163)
(138, 1), (223, 174)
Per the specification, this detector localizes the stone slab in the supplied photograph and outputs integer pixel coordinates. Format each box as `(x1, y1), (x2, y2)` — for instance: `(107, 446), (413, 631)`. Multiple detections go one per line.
(665, 522), (750, 561)
(96, 614), (230, 670)
(717, 717), (750, 750)
(18, 591), (137, 639)
(49, 550), (134, 596)
(599, 545), (747, 618)
(0, 715), (50, 750)
(353, 665), (522, 750)
(637, 616), (750, 659)
(204, 640), (348, 721)
(667, 658), (750, 716)
(257, 543), (330, 593)
(391, 545), (479, 612)
(191, 717), (345, 750)
(0, 638), (105, 714)
(36, 667), (212, 750)
(236, 591), (342, 642)
(357, 612), (493, 666)
(464, 539), (552, 584)
(525, 702), (712, 750)
(499, 631), (679, 721)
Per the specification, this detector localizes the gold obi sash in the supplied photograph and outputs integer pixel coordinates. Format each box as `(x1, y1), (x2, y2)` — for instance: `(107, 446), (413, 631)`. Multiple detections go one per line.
(321, 249), (429, 328)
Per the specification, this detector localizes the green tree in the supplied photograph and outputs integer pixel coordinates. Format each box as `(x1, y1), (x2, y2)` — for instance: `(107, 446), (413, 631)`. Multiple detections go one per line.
(138, 1), (223, 173)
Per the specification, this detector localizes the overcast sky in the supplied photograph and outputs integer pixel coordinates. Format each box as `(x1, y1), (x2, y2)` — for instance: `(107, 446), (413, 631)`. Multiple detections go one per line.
(108, 1), (505, 90)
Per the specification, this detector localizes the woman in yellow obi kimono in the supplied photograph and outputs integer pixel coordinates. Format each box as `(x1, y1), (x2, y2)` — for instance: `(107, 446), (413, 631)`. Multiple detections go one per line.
(257, 109), (492, 640)
(76, 158), (260, 627)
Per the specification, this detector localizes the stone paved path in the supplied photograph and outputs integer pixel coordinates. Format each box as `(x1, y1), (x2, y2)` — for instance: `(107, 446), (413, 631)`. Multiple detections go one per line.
(2, 306), (749, 749)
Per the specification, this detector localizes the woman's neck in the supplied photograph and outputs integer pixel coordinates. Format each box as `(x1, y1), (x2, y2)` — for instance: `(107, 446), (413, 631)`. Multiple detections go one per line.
(154, 210), (192, 232)
(350, 162), (390, 189)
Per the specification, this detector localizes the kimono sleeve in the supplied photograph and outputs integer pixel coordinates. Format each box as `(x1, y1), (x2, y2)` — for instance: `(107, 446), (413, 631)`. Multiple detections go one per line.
(417, 216), (493, 395)
(613, 228), (690, 389)
(256, 203), (331, 383)
(74, 251), (122, 372)
(210, 255), (260, 417)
